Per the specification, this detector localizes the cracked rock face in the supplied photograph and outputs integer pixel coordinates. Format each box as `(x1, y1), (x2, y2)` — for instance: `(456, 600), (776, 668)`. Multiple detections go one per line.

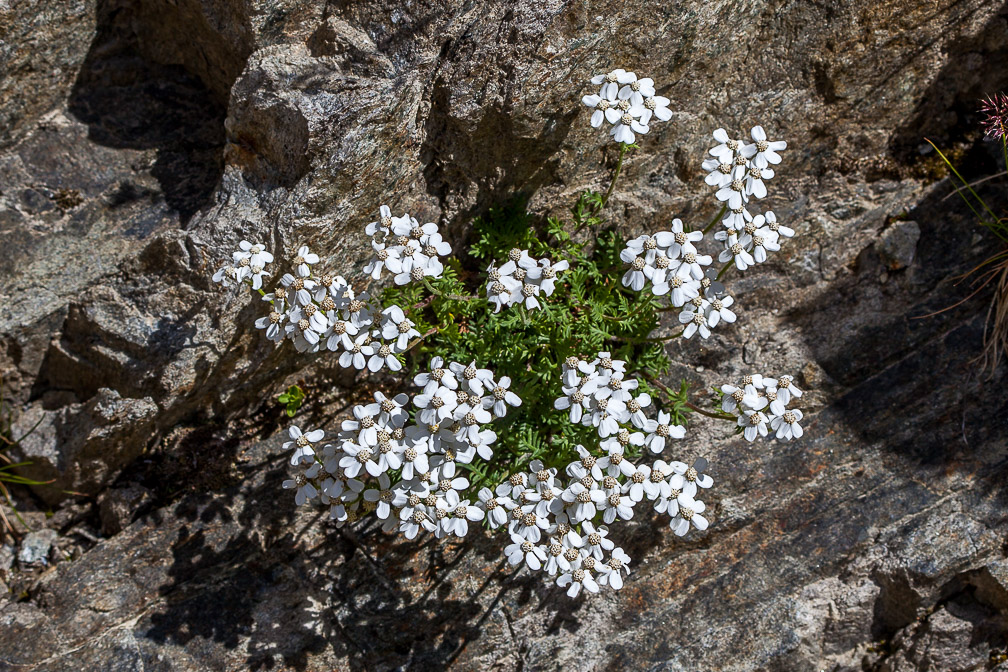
(1, 0), (1008, 670)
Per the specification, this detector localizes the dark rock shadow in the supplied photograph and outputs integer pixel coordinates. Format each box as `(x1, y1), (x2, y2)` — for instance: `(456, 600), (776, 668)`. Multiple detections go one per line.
(787, 3), (1008, 462)
(67, 1), (233, 224)
(421, 75), (577, 241)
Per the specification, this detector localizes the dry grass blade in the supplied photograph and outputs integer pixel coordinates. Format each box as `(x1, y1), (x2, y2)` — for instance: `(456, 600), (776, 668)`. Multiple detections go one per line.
(979, 258), (1008, 375)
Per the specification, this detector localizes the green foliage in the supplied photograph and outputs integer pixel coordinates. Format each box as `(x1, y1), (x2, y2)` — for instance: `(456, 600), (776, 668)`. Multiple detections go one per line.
(381, 192), (693, 494)
(277, 384), (306, 418)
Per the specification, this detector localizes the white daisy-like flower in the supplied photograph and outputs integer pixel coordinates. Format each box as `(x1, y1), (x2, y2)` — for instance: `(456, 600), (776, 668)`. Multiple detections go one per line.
(746, 125), (787, 168)
(744, 163), (774, 199)
(644, 410), (686, 453)
(279, 273), (317, 306)
(774, 375), (803, 404)
(477, 487), (512, 529)
(283, 468), (318, 506)
(505, 533), (547, 570)
(365, 204), (394, 237)
(339, 442), (382, 478)
(254, 307), (286, 343)
(367, 341), (402, 372)
(708, 128), (754, 164)
(363, 239), (400, 280)
(670, 493), (709, 536)
(233, 240), (274, 269)
(284, 425), (325, 465)
(705, 295), (737, 327)
(618, 76), (655, 105)
(718, 233), (756, 271)
(291, 245), (320, 278)
(590, 68), (637, 100)
(363, 473), (396, 519)
(609, 108), (649, 145)
(654, 272), (700, 307)
(763, 210), (794, 239)
(557, 558), (600, 597)
(582, 90), (616, 128)
(561, 480), (605, 523)
(484, 376), (522, 418)
(739, 409), (770, 441)
(723, 204), (754, 231)
(414, 385), (458, 424)
(678, 299), (711, 339)
(770, 408), (804, 440)
(380, 304), (420, 350)
(414, 356), (458, 393)
(675, 250), (712, 280)
(338, 331), (375, 370)
(598, 547), (631, 590)
(533, 258), (569, 296)
(703, 157), (737, 189)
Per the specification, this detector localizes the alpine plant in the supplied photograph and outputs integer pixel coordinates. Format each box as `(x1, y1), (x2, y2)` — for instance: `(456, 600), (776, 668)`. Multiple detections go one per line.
(212, 67), (809, 598)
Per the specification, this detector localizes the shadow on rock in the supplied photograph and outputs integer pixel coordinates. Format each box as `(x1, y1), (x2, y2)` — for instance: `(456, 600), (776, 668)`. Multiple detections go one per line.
(67, 1), (234, 224)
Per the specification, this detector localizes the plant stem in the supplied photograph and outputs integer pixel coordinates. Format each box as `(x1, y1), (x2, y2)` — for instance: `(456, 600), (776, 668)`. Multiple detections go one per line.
(702, 205), (727, 235)
(599, 143), (630, 210)
(684, 401), (737, 421)
(715, 260), (734, 282)
(405, 327), (438, 353)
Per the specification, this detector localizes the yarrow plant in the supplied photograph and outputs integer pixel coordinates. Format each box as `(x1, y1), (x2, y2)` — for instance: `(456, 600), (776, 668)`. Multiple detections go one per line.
(213, 67), (810, 597)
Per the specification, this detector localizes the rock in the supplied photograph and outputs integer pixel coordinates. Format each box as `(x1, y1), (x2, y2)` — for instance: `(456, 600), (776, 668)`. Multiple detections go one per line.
(0, 543), (14, 582)
(10, 388), (158, 504)
(0, 0), (1006, 670)
(17, 528), (58, 568)
(97, 483), (153, 536)
(876, 220), (921, 270)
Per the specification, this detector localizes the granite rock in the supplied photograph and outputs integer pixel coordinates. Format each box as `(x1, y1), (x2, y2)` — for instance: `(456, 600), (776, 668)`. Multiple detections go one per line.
(0, 0), (1007, 670)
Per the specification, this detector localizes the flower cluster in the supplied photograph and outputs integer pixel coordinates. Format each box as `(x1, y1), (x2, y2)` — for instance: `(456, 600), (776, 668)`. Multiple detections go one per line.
(721, 374), (805, 441)
(363, 205), (452, 285)
(212, 240), (275, 290)
(210, 73), (814, 600)
(485, 248), (570, 312)
(582, 68), (672, 144)
(702, 127), (792, 272)
(282, 357), (520, 536)
(981, 92), (1008, 141)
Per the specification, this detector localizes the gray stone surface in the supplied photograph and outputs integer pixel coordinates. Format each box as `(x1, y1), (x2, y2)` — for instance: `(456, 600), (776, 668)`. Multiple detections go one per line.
(17, 529), (58, 568)
(0, 0), (1007, 670)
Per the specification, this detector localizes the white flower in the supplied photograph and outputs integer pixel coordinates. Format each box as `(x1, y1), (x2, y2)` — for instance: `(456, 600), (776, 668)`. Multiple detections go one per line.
(292, 245), (320, 278)
(744, 164), (774, 199)
(338, 332), (374, 369)
(283, 469), (318, 506)
(723, 204), (754, 231)
(484, 376), (522, 418)
(739, 409), (770, 441)
(705, 295), (737, 327)
(618, 76), (655, 105)
(233, 240), (274, 268)
(763, 210), (794, 238)
(363, 473), (395, 519)
(600, 489), (635, 524)
(284, 425), (324, 465)
(562, 480), (605, 523)
(477, 487), (512, 528)
(718, 233), (756, 271)
(655, 273), (700, 307)
(533, 258), (569, 296)
(582, 91), (616, 128)
(703, 157), (736, 189)
(212, 264), (240, 288)
(644, 410), (686, 453)
(598, 547), (631, 590)
(557, 558), (600, 597)
(666, 219), (703, 259)
(774, 375), (803, 404)
(676, 457), (714, 498)
(505, 533), (547, 570)
(367, 341), (402, 372)
(770, 409), (804, 440)
(380, 304), (419, 350)
(590, 68), (637, 100)
(363, 239), (400, 280)
(609, 108), (648, 144)
(554, 383), (589, 423)
(415, 385), (458, 424)
(670, 493), (709, 536)
(254, 308), (286, 343)
(675, 250), (712, 280)
(580, 521), (615, 560)
(708, 128), (753, 164)
(746, 125), (787, 169)
(720, 383), (767, 414)
(678, 299), (711, 339)
(280, 273), (317, 307)
(339, 442), (382, 478)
